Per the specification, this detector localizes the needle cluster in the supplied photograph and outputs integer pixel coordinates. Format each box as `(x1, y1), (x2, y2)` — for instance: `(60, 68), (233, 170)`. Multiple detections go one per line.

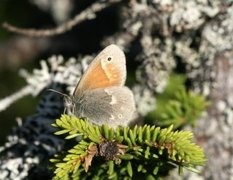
(51, 115), (206, 179)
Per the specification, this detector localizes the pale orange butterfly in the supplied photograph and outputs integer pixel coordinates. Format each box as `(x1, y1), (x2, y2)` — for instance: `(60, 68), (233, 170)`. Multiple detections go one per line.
(65, 44), (135, 128)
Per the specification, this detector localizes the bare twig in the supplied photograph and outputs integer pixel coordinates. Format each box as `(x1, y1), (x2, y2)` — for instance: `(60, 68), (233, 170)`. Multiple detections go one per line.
(1, 0), (120, 37)
(0, 85), (32, 112)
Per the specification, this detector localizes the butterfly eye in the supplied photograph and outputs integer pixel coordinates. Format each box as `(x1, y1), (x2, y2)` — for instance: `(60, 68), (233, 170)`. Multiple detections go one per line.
(107, 56), (112, 61)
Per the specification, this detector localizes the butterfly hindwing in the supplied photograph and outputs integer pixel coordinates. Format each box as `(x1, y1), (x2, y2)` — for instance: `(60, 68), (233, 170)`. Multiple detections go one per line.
(74, 86), (135, 128)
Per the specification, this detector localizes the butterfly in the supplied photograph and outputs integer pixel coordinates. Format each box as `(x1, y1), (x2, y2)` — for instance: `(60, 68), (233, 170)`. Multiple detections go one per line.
(65, 44), (136, 128)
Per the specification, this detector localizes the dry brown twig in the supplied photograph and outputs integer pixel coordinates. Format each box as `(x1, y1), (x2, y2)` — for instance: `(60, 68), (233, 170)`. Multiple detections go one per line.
(1, 0), (120, 37)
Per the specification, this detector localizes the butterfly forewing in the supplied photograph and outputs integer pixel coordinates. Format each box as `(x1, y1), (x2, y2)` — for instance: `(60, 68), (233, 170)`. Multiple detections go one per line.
(74, 45), (126, 97)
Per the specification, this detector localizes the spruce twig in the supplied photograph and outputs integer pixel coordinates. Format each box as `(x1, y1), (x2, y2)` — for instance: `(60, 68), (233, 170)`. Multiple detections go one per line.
(51, 115), (206, 179)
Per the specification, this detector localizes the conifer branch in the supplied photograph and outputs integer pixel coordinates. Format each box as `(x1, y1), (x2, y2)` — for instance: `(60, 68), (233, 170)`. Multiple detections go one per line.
(51, 115), (206, 179)
(150, 86), (210, 128)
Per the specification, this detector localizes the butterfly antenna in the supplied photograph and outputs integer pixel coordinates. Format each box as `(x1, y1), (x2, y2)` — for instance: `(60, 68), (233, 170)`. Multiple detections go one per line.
(47, 89), (70, 99)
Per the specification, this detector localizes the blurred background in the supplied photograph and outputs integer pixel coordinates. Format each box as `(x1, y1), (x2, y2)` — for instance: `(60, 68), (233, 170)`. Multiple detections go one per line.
(0, 0), (233, 179)
(0, 0), (123, 144)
